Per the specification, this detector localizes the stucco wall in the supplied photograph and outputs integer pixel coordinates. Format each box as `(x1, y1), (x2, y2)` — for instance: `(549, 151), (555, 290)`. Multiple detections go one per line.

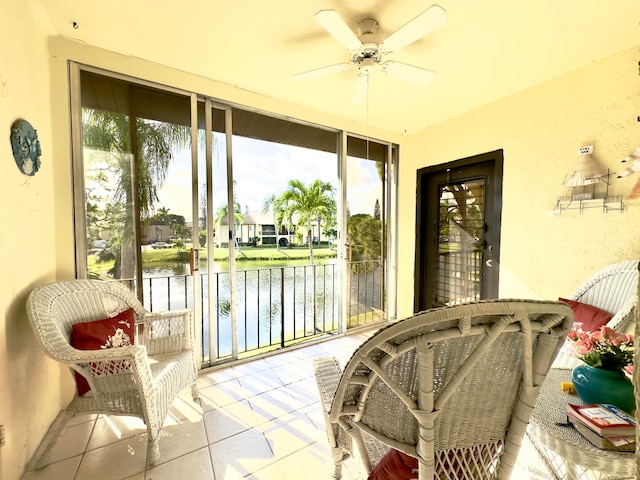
(397, 46), (640, 319)
(2, 3), (639, 478)
(0, 2), (63, 480)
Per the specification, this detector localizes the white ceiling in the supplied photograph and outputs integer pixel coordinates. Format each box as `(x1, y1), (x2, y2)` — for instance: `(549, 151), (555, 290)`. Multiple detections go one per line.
(34, 0), (640, 135)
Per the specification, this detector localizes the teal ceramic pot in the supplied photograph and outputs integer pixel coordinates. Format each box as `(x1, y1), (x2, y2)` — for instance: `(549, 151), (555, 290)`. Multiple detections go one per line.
(571, 364), (635, 413)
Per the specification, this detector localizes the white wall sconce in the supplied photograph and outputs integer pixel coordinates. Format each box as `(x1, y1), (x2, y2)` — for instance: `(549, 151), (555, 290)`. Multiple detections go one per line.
(552, 146), (623, 214)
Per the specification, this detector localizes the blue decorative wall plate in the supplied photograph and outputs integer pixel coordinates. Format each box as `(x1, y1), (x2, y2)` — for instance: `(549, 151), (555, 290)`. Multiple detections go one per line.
(10, 119), (41, 176)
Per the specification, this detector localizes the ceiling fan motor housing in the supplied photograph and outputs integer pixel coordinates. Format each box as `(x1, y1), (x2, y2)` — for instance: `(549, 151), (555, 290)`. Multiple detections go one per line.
(352, 42), (382, 65)
(294, 6), (447, 100)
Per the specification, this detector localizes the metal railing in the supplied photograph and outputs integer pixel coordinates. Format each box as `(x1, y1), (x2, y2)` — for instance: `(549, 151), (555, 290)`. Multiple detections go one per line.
(137, 260), (385, 366)
(347, 260), (385, 327)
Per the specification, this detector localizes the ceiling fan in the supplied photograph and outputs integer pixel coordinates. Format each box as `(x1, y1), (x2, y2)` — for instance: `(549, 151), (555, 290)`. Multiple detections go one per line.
(293, 5), (447, 104)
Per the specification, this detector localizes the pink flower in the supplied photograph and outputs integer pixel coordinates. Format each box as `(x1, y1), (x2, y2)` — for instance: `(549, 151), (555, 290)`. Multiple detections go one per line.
(566, 323), (634, 371)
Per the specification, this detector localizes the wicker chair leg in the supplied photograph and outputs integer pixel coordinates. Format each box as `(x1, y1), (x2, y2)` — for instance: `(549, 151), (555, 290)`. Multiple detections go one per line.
(146, 433), (161, 468)
(329, 446), (344, 480)
(29, 409), (73, 470)
(191, 382), (200, 400)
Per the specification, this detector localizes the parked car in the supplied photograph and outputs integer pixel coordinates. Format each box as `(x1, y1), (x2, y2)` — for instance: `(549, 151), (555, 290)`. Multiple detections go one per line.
(151, 241), (171, 249)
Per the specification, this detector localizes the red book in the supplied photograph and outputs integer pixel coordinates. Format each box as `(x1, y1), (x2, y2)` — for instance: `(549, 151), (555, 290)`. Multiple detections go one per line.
(566, 403), (636, 437)
(567, 416), (636, 451)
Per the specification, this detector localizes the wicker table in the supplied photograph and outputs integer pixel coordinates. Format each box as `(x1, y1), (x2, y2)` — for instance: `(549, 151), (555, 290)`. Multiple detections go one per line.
(526, 367), (635, 480)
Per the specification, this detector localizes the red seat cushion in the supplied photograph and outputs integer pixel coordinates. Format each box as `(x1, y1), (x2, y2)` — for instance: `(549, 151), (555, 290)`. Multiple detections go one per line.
(558, 298), (612, 332)
(70, 308), (135, 396)
(368, 449), (418, 480)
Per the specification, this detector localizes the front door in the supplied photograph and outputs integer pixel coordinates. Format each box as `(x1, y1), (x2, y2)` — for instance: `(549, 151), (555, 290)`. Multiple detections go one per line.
(414, 150), (503, 311)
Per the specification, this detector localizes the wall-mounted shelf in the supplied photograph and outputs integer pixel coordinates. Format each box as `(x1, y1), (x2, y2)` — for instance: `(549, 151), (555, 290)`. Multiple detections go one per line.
(553, 194), (624, 214)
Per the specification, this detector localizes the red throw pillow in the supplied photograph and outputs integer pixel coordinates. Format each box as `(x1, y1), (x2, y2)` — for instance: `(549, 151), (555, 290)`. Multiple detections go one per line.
(558, 298), (612, 332)
(70, 308), (135, 396)
(368, 449), (418, 480)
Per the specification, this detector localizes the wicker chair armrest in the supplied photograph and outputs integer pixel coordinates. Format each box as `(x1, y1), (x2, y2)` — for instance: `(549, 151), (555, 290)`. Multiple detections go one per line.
(137, 309), (193, 356)
(606, 296), (636, 334)
(61, 344), (148, 363)
(64, 345), (155, 399)
(313, 357), (342, 413)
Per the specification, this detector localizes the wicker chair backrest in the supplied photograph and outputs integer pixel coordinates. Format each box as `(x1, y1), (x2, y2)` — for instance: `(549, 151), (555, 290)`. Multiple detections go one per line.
(329, 299), (574, 480)
(571, 260), (638, 316)
(27, 280), (146, 359)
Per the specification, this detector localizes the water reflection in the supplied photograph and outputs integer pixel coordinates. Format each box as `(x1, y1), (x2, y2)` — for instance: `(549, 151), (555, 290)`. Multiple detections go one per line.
(141, 257), (382, 365)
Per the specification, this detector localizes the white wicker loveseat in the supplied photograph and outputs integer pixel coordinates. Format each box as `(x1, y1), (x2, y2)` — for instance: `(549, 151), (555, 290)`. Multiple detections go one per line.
(567, 260), (638, 334)
(313, 299), (574, 480)
(26, 279), (200, 469)
(553, 260), (638, 370)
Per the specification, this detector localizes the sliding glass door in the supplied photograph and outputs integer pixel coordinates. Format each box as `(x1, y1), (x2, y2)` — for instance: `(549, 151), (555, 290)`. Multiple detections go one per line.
(76, 69), (195, 308)
(71, 65), (397, 368)
(344, 136), (397, 327)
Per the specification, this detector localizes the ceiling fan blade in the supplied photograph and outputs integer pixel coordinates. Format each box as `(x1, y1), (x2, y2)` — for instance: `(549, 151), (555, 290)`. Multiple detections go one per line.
(352, 73), (368, 104)
(382, 61), (436, 86)
(379, 5), (447, 54)
(293, 63), (353, 82)
(314, 10), (362, 51)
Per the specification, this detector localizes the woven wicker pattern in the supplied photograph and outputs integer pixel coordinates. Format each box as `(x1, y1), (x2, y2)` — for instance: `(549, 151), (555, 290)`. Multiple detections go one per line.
(552, 260), (638, 370)
(571, 260), (638, 334)
(26, 279), (199, 469)
(313, 299), (574, 480)
(528, 368), (634, 480)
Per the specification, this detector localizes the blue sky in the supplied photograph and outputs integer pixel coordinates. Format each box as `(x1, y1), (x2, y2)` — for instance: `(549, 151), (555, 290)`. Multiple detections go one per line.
(156, 134), (383, 223)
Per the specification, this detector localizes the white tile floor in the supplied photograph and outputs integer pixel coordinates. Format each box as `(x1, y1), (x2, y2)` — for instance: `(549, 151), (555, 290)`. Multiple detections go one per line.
(21, 332), (553, 480)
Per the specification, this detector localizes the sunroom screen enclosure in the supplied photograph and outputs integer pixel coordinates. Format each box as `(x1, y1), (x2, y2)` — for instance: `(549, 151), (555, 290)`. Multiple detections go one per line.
(71, 65), (397, 367)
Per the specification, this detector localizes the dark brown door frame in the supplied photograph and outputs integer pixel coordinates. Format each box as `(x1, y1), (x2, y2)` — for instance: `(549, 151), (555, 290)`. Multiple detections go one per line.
(414, 150), (504, 313)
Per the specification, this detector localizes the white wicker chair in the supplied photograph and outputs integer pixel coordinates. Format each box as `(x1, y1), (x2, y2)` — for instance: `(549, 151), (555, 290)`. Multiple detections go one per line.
(313, 299), (574, 480)
(569, 260), (638, 334)
(26, 279), (200, 469)
(553, 260), (638, 370)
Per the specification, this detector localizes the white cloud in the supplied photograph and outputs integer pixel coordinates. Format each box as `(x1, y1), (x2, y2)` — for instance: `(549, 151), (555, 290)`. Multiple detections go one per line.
(156, 135), (383, 221)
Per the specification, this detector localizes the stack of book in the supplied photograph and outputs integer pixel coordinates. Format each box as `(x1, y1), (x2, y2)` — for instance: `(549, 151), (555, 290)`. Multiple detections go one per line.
(566, 403), (636, 452)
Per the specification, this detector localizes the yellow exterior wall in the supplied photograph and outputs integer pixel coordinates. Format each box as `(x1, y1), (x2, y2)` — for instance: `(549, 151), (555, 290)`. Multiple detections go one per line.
(397, 45), (640, 319)
(0, 3), (64, 480)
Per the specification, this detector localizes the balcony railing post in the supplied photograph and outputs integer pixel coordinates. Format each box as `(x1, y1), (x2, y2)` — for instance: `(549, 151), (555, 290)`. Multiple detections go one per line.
(280, 267), (285, 348)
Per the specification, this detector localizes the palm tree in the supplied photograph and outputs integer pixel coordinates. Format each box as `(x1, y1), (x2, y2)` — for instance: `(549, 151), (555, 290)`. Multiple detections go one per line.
(213, 203), (244, 247)
(82, 109), (190, 280)
(156, 206), (171, 223)
(262, 193), (284, 250)
(274, 179), (335, 265)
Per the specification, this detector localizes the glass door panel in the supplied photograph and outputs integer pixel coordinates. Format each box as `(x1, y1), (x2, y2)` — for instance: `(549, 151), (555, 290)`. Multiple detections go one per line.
(436, 180), (485, 305)
(202, 104), (233, 361)
(345, 136), (389, 328)
(230, 135), (339, 355)
(80, 70), (193, 308)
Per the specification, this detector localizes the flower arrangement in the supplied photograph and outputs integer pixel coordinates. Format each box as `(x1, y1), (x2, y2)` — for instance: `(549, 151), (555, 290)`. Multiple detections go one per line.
(567, 324), (634, 373)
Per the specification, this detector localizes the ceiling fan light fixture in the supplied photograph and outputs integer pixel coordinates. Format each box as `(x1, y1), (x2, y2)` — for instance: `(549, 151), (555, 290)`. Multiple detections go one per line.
(358, 57), (376, 75)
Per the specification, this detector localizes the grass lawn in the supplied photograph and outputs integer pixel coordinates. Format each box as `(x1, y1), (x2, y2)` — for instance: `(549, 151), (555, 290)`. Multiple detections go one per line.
(88, 245), (337, 272)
